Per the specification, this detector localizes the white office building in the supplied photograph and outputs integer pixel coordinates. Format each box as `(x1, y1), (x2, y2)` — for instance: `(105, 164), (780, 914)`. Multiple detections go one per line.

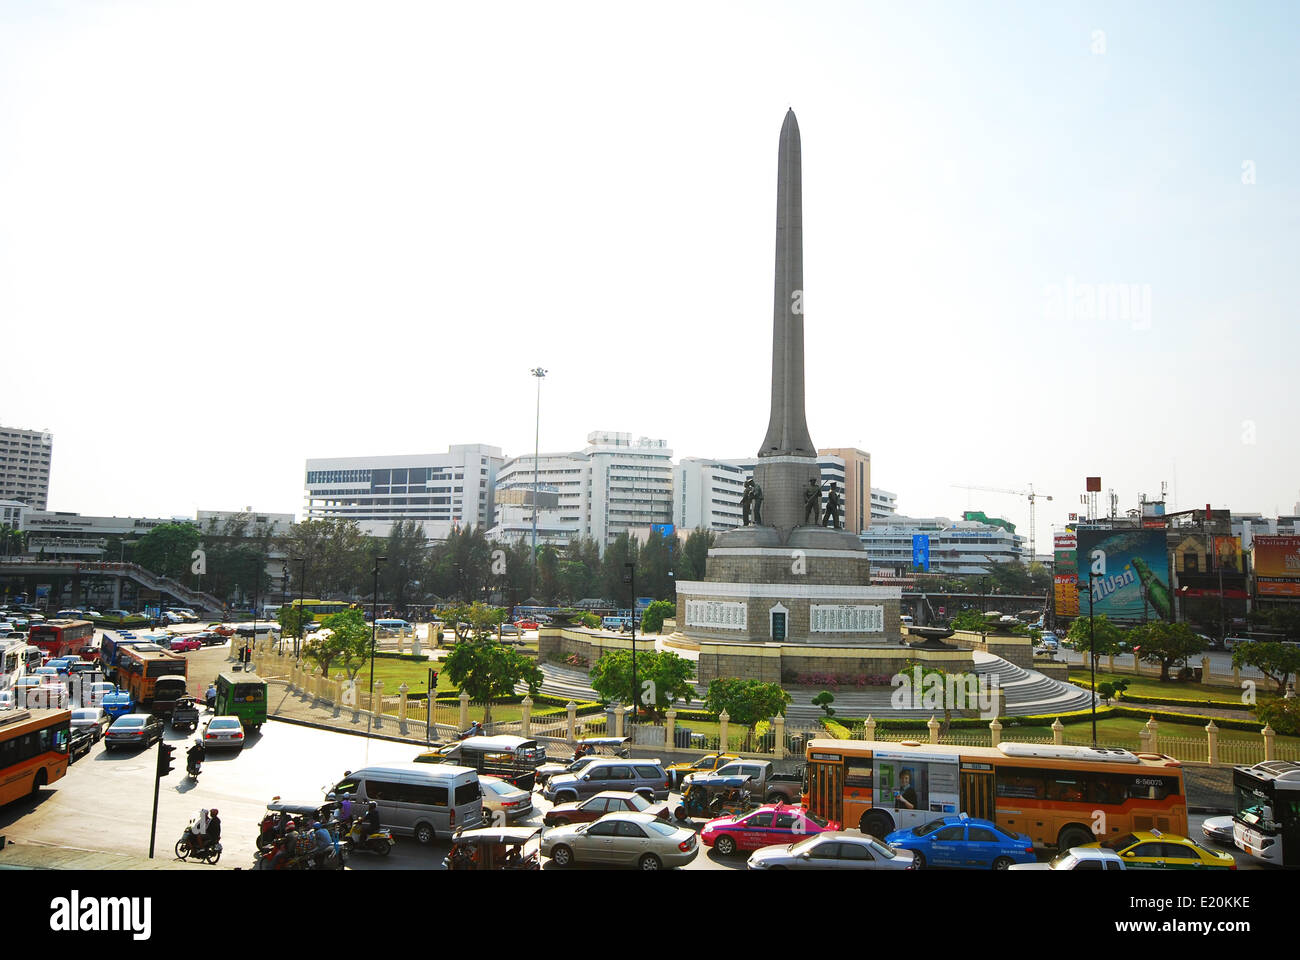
(304, 444), (503, 539)
(672, 458), (746, 533)
(492, 432), (673, 552)
(871, 488), (898, 520)
(862, 515), (1025, 576)
(0, 425), (52, 510)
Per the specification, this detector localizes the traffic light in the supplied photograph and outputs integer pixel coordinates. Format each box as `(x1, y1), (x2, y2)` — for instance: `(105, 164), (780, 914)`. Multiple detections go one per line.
(156, 742), (175, 778)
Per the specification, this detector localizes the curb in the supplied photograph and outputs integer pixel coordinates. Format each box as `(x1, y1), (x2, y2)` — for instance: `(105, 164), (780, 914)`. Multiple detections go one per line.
(267, 712), (437, 748)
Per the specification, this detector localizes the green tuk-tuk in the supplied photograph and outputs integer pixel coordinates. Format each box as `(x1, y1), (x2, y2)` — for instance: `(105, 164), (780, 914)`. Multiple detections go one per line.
(215, 671), (267, 730)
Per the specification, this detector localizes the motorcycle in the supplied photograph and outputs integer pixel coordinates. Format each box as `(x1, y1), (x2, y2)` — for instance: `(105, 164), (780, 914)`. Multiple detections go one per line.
(175, 822), (222, 864)
(186, 758), (201, 781)
(343, 824), (396, 857)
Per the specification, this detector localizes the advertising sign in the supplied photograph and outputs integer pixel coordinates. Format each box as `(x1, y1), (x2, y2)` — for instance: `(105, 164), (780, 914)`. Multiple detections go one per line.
(1213, 536), (1242, 574)
(1053, 532), (1079, 617)
(649, 523), (675, 539)
(1076, 528), (1171, 621)
(1253, 536), (1300, 597)
(872, 753), (959, 815)
(911, 534), (930, 572)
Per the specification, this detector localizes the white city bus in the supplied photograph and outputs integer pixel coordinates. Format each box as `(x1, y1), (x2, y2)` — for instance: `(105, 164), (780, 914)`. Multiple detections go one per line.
(1232, 760), (1300, 867)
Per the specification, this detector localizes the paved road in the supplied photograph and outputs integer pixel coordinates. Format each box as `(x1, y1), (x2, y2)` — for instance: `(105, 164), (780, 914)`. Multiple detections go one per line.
(2, 715), (1275, 871)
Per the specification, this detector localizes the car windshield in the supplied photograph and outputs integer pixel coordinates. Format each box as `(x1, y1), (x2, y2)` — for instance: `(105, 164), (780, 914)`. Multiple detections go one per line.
(71, 710), (96, 721)
(1047, 851), (1078, 868)
(868, 838), (897, 859)
(789, 835), (823, 854)
(626, 794), (650, 811)
(644, 820), (676, 837)
(912, 818), (948, 836)
(482, 780), (511, 795)
(1098, 833), (1138, 851)
(115, 718), (143, 728)
(210, 719), (240, 729)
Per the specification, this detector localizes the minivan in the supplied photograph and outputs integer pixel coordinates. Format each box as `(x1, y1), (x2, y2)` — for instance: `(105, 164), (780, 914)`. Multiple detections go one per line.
(327, 763), (483, 845)
(543, 757), (672, 804)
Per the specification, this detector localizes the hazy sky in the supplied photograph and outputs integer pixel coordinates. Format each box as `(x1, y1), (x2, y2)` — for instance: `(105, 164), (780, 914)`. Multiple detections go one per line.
(2, 1), (1297, 552)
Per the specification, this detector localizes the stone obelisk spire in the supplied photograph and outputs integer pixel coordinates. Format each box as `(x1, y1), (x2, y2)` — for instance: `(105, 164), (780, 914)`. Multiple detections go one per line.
(760, 109), (816, 458)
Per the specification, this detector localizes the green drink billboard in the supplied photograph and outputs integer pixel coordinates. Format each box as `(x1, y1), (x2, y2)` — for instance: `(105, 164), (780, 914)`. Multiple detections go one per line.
(1076, 527), (1171, 622)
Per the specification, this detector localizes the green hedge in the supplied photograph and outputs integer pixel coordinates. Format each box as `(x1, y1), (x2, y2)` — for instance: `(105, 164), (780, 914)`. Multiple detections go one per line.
(1110, 706), (1266, 733)
(1072, 677), (1252, 711)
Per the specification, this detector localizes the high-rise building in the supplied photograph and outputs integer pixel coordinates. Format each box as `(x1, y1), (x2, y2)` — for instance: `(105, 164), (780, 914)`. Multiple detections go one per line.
(0, 425), (52, 510)
(818, 447), (872, 534)
(304, 444), (503, 538)
(672, 458), (746, 532)
(862, 514), (1025, 575)
(492, 432), (673, 552)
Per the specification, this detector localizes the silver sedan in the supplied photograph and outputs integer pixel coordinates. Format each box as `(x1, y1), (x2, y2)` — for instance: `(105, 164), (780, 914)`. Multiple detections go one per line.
(542, 811), (698, 870)
(747, 832), (917, 870)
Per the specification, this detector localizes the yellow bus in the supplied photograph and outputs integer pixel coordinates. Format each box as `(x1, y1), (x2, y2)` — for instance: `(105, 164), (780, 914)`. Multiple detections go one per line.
(804, 737), (1188, 851)
(118, 646), (188, 706)
(289, 599), (356, 622)
(0, 708), (71, 807)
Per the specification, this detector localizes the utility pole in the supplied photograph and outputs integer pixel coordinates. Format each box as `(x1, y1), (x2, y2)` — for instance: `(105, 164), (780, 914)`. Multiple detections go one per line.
(530, 368), (547, 596)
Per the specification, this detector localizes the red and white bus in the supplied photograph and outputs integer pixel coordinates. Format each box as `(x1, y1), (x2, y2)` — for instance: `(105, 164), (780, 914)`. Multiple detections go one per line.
(27, 619), (95, 660)
(0, 708), (71, 807)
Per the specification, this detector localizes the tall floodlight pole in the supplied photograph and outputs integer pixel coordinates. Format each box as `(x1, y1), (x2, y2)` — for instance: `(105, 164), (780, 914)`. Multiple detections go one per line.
(294, 558), (307, 658)
(530, 368), (547, 593)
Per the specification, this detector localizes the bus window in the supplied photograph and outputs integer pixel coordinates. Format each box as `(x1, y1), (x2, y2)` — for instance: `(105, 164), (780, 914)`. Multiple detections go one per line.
(1088, 775), (1128, 805)
(845, 758), (872, 789)
(1128, 775), (1178, 801)
(1045, 777), (1085, 803)
(996, 771), (1045, 800)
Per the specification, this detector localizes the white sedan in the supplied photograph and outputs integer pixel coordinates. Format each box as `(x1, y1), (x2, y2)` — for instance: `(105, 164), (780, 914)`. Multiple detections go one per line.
(202, 715), (246, 750)
(478, 775), (534, 823)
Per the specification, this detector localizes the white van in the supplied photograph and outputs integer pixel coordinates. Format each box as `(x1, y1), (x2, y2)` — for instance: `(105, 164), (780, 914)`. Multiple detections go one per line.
(374, 619), (410, 637)
(327, 763), (483, 845)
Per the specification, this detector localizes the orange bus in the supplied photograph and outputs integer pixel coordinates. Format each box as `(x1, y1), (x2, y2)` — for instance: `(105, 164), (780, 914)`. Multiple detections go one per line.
(0, 708), (71, 807)
(27, 619), (95, 660)
(118, 646), (188, 706)
(804, 738), (1187, 851)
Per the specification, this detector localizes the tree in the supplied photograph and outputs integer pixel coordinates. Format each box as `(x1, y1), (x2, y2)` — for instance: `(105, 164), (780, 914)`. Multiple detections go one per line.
(949, 609), (990, 632)
(288, 519), (372, 599)
(637, 529), (677, 601)
(135, 522), (201, 580)
(276, 605), (314, 648)
(588, 650), (696, 716)
(1097, 681), (1116, 704)
(812, 691), (836, 718)
(1233, 642), (1300, 696)
(1257, 697), (1300, 736)
(677, 529), (715, 582)
(443, 640), (543, 724)
(305, 608), (372, 678)
(601, 532), (639, 608)
(536, 543), (561, 605)
(379, 519), (427, 612)
(440, 601), (506, 643)
(640, 600), (675, 634)
(1065, 615), (1125, 673)
(703, 678), (792, 731)
(1129, 621), (1204, 681)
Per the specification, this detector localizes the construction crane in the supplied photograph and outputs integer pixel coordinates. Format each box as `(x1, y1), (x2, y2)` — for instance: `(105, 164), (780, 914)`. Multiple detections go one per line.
(951, 483), (1054, 561)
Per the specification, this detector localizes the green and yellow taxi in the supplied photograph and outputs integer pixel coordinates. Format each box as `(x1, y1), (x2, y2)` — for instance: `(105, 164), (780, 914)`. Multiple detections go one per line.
(1085, 830), (1235, 870)
(665, 752), (739, 790)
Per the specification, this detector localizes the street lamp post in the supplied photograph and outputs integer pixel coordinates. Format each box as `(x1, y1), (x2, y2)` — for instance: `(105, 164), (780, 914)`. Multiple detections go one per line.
(369, 556), (387, 712)
(1088, 560), (1097, 746)
(624, 561), (636, 720)
(529, 368), (547, 594)
(292, 558), (307, 657)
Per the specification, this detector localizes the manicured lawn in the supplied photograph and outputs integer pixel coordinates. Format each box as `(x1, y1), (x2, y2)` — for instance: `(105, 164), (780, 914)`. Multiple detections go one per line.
(1069, 668), (1282, 707)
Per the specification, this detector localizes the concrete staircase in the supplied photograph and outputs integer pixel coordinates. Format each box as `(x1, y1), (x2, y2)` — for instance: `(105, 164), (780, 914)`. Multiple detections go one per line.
(520, 651), (1097, 721)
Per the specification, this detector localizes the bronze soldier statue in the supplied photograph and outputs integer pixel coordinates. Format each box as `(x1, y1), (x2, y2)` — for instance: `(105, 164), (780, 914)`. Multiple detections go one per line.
(751, 480), (764, 526)
(741, 479), (754, 526)
(823, 481), (841, 529)
(803, 478), (822, 525)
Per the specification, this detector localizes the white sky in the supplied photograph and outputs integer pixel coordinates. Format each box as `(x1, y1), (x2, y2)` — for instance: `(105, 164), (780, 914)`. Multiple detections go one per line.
(2, 1), (1297, 552)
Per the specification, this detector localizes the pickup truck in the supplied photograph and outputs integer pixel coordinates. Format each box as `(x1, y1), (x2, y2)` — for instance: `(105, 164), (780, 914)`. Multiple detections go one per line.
(665, 752), (740, 790)
(682, 759), (805, 805)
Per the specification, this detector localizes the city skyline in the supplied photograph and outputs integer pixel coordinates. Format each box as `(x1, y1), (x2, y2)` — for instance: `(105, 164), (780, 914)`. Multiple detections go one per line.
(2, 3), (1297, 551)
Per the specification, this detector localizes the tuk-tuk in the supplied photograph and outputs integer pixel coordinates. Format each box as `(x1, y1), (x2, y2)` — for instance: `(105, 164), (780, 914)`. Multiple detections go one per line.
(534, 737), (631, 785)
(415, 735), (545, 791)
(170, 695), (201, 731)
(256, 798), (335, 849)
(674, 778), (756, 822)
(214, 672), (267, 731)
(443, 826), (541, 870)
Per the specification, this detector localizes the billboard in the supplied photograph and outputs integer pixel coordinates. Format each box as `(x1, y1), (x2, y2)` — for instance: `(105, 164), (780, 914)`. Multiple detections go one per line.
(1254, 536), (1300, 597)
(911, 534), (930, 572)
(1053, 532), (1079, 617)
(1076, 527), (1171, 621)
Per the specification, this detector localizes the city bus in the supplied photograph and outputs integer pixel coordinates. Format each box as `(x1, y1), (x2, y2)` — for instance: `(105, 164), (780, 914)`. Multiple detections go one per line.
(27, 619), (95, 660)
(214, 672), (266, 731)
(118, 646), (188, 706)
(289, 599), (355, 622)
(0, 708), (71, 807)
(804, 738), (1187, 851)
(1232, 760), (1300, 867)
